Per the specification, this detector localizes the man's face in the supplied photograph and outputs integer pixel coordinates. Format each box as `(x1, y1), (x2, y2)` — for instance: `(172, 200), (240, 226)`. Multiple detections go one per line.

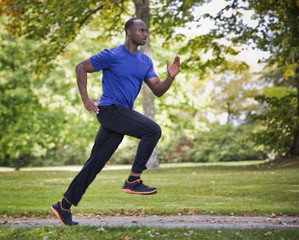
(128, 20), (148, 46)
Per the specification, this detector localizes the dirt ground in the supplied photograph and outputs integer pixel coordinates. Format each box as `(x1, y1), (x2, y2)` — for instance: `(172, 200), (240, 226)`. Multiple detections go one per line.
(1, 215), (298, 229)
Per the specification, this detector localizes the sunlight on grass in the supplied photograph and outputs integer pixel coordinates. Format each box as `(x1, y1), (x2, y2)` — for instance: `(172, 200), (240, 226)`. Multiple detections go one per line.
(0, 161), (298, 217)
(0, 161), (265, 172)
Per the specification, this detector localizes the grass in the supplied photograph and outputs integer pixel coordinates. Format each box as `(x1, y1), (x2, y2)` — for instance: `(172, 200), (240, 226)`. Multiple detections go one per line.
(0, 161), (298, 217)
(0, 226), (299, 240)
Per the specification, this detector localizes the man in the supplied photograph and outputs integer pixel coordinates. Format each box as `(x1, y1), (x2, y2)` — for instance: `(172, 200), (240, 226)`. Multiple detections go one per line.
(51, 18), (180, 226)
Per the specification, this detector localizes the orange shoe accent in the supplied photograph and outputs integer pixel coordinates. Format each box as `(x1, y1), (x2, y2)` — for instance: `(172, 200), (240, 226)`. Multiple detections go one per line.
(126, 178), (142, 183)
(59, 200), (71, 212)
(51, 205), (67, 227)
(51, 201), (71, 227)
(121, 188), (157, 195)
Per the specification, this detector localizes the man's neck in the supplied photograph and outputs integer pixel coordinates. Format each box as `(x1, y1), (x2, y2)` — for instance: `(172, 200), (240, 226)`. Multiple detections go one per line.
(124, 41), (138, 54)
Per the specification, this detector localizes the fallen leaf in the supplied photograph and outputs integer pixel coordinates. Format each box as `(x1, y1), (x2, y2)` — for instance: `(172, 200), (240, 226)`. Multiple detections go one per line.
(124, 236), (132, 240)
(97, 227), (105, 232)
(264, 231), (273, 236)
(131, 220), (138, 224)
(188, 209), (198, 215)
(279, 221), (287, 225)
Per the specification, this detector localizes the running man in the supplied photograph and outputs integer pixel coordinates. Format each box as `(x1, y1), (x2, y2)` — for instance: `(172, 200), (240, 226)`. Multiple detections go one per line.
(51, 17), (180, 226)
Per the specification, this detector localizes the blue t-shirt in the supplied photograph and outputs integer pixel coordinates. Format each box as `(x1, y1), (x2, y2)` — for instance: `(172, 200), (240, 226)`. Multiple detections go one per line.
(90, 44), (157, 109)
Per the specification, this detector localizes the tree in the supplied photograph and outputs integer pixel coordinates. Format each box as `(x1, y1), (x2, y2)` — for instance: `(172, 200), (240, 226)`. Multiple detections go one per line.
(203, 0), (299, 157)
(209, 69), (261, 125)
(133, 0), (159, 169)
(251, 86), (297, 157)
(0, 0), (206, 169)
(1, 0), (248, 167)
(0, 19), (67, 169)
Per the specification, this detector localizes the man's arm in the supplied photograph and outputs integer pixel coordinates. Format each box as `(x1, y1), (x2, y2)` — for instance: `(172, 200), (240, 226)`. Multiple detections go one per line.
(75, 58), (99, 114)
(145, 56), (180, 97)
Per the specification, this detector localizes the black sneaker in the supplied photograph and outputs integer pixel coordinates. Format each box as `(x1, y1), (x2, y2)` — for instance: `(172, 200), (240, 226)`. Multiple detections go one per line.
(51, 201), (79, 226)
(122, 179), (157, 195)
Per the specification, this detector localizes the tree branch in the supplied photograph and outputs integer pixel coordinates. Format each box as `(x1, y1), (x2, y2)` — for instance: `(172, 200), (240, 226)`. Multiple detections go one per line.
(110, 0), (132, 16)
(79, 4), (104, 29)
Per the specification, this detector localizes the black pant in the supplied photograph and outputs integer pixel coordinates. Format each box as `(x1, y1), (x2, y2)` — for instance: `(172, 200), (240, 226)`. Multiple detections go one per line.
(63, 104), (161, 206)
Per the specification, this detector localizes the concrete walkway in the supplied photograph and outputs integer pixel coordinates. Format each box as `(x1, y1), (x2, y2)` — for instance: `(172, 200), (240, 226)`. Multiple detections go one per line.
(1, 215), (298, 229)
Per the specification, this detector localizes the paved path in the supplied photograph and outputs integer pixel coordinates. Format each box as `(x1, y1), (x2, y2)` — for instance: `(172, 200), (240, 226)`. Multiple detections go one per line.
(1, 215), (298, 229)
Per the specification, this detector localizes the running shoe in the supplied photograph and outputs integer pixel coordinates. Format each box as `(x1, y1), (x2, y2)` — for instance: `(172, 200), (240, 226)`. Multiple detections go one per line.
(51, 201), (78, 226)
(122, 179), (157, 195)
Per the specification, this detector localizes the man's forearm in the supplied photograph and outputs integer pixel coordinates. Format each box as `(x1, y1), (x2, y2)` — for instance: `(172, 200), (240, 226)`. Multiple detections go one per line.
(153, 75), (175, 97)
(75, 64), (89, 101)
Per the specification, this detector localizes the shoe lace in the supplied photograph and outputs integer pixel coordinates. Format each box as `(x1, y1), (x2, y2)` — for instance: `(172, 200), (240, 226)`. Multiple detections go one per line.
(136, 179), (144, 185)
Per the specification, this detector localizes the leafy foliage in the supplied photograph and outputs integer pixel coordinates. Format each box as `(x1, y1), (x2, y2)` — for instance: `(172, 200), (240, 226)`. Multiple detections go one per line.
(0, 0), (108, 71)
(0, 17), (100, 168)
(160, 124), (265, 163)
(3, 0), (290, 168)
(251, 87), (298, 156)
(204, 0), (299, 157)
(0, 21), (59, 168)
(208, 69), (261, 124)
(207, 0), (298, 69)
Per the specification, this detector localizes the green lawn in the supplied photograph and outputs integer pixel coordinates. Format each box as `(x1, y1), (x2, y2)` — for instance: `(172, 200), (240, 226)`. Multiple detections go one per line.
(1, 226), (299, 240)
(0, 161), (298, 217)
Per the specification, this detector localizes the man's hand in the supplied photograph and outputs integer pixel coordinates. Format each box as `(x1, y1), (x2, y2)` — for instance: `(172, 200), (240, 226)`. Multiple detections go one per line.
(83, 98), (99, 114)
(166, 56), (180, 79)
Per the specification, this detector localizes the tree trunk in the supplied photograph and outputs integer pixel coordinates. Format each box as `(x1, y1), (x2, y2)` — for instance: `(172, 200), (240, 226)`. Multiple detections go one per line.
(15, 158), (20, 171)
(290, 68), (299, 157)
(133, 0), (160, 170)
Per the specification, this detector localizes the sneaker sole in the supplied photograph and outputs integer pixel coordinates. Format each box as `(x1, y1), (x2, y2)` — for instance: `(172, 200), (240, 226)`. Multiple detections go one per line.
(121, 189), (157, 195)
(51, 206), (67, 227)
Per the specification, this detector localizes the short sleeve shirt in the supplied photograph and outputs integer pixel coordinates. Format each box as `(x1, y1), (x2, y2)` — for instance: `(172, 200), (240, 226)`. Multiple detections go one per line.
(90, 44), (157, 109)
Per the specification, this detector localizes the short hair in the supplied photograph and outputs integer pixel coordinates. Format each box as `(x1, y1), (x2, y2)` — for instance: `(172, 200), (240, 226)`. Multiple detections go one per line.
(125, 18), (140, 34)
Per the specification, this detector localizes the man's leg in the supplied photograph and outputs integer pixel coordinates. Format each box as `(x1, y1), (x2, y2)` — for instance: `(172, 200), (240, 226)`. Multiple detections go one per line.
(63, 126), (124, 206)
(97, 104), (161, 194)
(51, 125), (123, 226)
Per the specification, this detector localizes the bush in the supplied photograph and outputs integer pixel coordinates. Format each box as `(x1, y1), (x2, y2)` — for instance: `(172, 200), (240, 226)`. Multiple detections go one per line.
(159, 123), (266, 163)
(39, 145), (90, 166)
(251, 89), (298, 157)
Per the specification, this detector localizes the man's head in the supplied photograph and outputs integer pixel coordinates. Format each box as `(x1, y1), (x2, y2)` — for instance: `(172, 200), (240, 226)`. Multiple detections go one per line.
(125, 18), (147, 46)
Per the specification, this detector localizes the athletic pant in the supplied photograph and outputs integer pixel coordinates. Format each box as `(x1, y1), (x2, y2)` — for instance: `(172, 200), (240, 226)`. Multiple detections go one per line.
(63, 104), (161, 206)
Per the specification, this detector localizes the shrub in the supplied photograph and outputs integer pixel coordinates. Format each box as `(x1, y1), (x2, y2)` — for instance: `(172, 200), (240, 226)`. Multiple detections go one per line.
(160, 123), (266, 163)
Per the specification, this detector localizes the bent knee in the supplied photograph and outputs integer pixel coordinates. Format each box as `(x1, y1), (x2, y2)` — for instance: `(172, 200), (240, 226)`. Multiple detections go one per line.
(153, 124), (162, 139)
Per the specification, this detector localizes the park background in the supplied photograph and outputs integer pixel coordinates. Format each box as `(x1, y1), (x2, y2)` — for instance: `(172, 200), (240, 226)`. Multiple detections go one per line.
(0, 0), (298, 170)
(0, 1), (298, 239)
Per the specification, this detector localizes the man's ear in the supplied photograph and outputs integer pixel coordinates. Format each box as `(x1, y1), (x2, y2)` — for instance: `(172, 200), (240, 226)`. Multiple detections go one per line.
(127, 29), (132, 36)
